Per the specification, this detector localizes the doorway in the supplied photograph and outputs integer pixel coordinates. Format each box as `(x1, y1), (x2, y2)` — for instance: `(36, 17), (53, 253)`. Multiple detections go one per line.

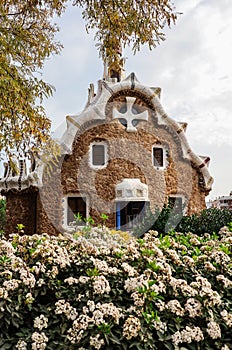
(116, 201), (148, 230)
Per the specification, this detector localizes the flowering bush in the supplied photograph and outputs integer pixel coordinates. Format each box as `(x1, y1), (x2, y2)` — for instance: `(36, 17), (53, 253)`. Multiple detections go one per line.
(0, 226), (232, 349)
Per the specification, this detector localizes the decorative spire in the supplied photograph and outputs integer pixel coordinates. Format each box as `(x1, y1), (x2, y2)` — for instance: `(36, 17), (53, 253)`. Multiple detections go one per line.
(103, 42), (125, 82)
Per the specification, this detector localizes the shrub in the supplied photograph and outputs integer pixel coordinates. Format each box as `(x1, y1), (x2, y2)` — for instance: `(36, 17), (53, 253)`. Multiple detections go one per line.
(134, 207), (232, 236)
(177, 208), (232, 235)
(0, 226), (232, 349)
(133, 205), (184, 236)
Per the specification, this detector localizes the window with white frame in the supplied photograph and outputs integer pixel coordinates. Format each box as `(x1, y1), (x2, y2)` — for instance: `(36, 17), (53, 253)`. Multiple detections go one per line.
(152, 146), (164, 168)
(90, 142), (107, 168)
(67, 196), (87, 226)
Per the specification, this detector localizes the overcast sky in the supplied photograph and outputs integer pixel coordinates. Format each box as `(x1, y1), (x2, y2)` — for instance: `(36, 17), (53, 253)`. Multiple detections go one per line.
(42, 0), (232, 200)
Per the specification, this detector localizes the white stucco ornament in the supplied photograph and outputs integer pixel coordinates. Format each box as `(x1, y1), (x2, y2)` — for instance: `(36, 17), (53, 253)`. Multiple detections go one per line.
(115, 178), (148, 201)
(112, 96), (148, 132)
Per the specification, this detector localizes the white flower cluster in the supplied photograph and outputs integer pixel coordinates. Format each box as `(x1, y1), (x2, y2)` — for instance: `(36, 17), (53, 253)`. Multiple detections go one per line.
(220, 310), (232, 327)
(67, 315), (92, 343)
(184, 298), (202, 318)
(124, 273), (149, 293)
(83, 301), (122, 325)
(123, 315), (141, 340)
(90, 257), (119, 275)
(34, 315), (48, 331)
(153, 320), (167, 334)
(169, 277), (197, 297)
(122, 262), (138, 276)
(0, 287), (8, 299)
(16, 339), (27, 350)
(30, 235), (71, 268)
(89, 334), (105, 350)
(31, 332), (48, 350)
(94, 302), (122, 324)
(55, 299), (78, 320)
(172, 326), (204, 345)
(131, 291), (145, 307)
(0, 240), (15, 255)
(25, 292), (34, 305)
(211, 250), (230, 265)
(206, 321), (221, 339)
(19, 269), (36, 288)
(204, 261), (217, 271)
(3, 279), (20, 291)
(216, 275), (232, 288)
(190, 276), (222, 307)
(166, 248), (182, 265)
(64, 277), (79, 285)
(67, 301), (122, 345)
(92, 275), (111, 295)
(166, 300), (184, 316)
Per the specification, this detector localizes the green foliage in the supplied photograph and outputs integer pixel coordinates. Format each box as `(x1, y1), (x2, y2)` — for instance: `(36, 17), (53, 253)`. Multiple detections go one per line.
(228, 222), (232, 232)
(16, 223), (25, 234)
(0, 198), (6, 231)
(177, 208), (232, 235)
(100, 213), (109, 228)
(74, 0), (179, 69)
(0, 0), (67, 157)
(134, 206), (232, 237)
(133, 205), (182, 236)
(0, 226), (231, 349)
(73, 213), (95, 233)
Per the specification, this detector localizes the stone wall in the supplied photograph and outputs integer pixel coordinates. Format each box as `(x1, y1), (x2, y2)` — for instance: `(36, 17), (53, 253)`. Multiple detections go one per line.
(36, 160), (64, 235)
(4, 189), (37, 236)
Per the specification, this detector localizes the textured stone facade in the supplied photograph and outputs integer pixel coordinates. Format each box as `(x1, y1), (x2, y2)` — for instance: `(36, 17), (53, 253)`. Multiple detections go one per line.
(3, 188), (37, 236)
(59, 118), (206, 228)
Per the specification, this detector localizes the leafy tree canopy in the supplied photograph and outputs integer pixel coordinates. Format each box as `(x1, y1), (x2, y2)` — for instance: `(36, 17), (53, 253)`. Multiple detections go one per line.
(74, 0), (178, 69)
(0, 0), (178, 160)
(0, 0), (67, 158)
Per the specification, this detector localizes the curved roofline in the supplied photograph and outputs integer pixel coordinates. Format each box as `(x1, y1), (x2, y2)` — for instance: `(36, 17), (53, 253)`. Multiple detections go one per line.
(60, 72), (213, 192)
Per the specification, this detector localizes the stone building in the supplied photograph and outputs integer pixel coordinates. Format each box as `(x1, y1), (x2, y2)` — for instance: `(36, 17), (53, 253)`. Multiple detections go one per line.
(0, 64), (214, 235)
(207, 191), (232, 210)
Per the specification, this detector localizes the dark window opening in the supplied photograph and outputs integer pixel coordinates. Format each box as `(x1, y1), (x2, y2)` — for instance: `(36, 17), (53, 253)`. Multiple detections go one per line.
(3, 163), (9, 178)
(92, 144), (105, 166)
(119, 118), (139, 127)
(110, 69), (120, 82)
(153, 147), (164, 167)
(168, 196), (183, 213)
(118, 201), (148, 230)
(119, 118), (127, 127)
(67, 197), (86, 225)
